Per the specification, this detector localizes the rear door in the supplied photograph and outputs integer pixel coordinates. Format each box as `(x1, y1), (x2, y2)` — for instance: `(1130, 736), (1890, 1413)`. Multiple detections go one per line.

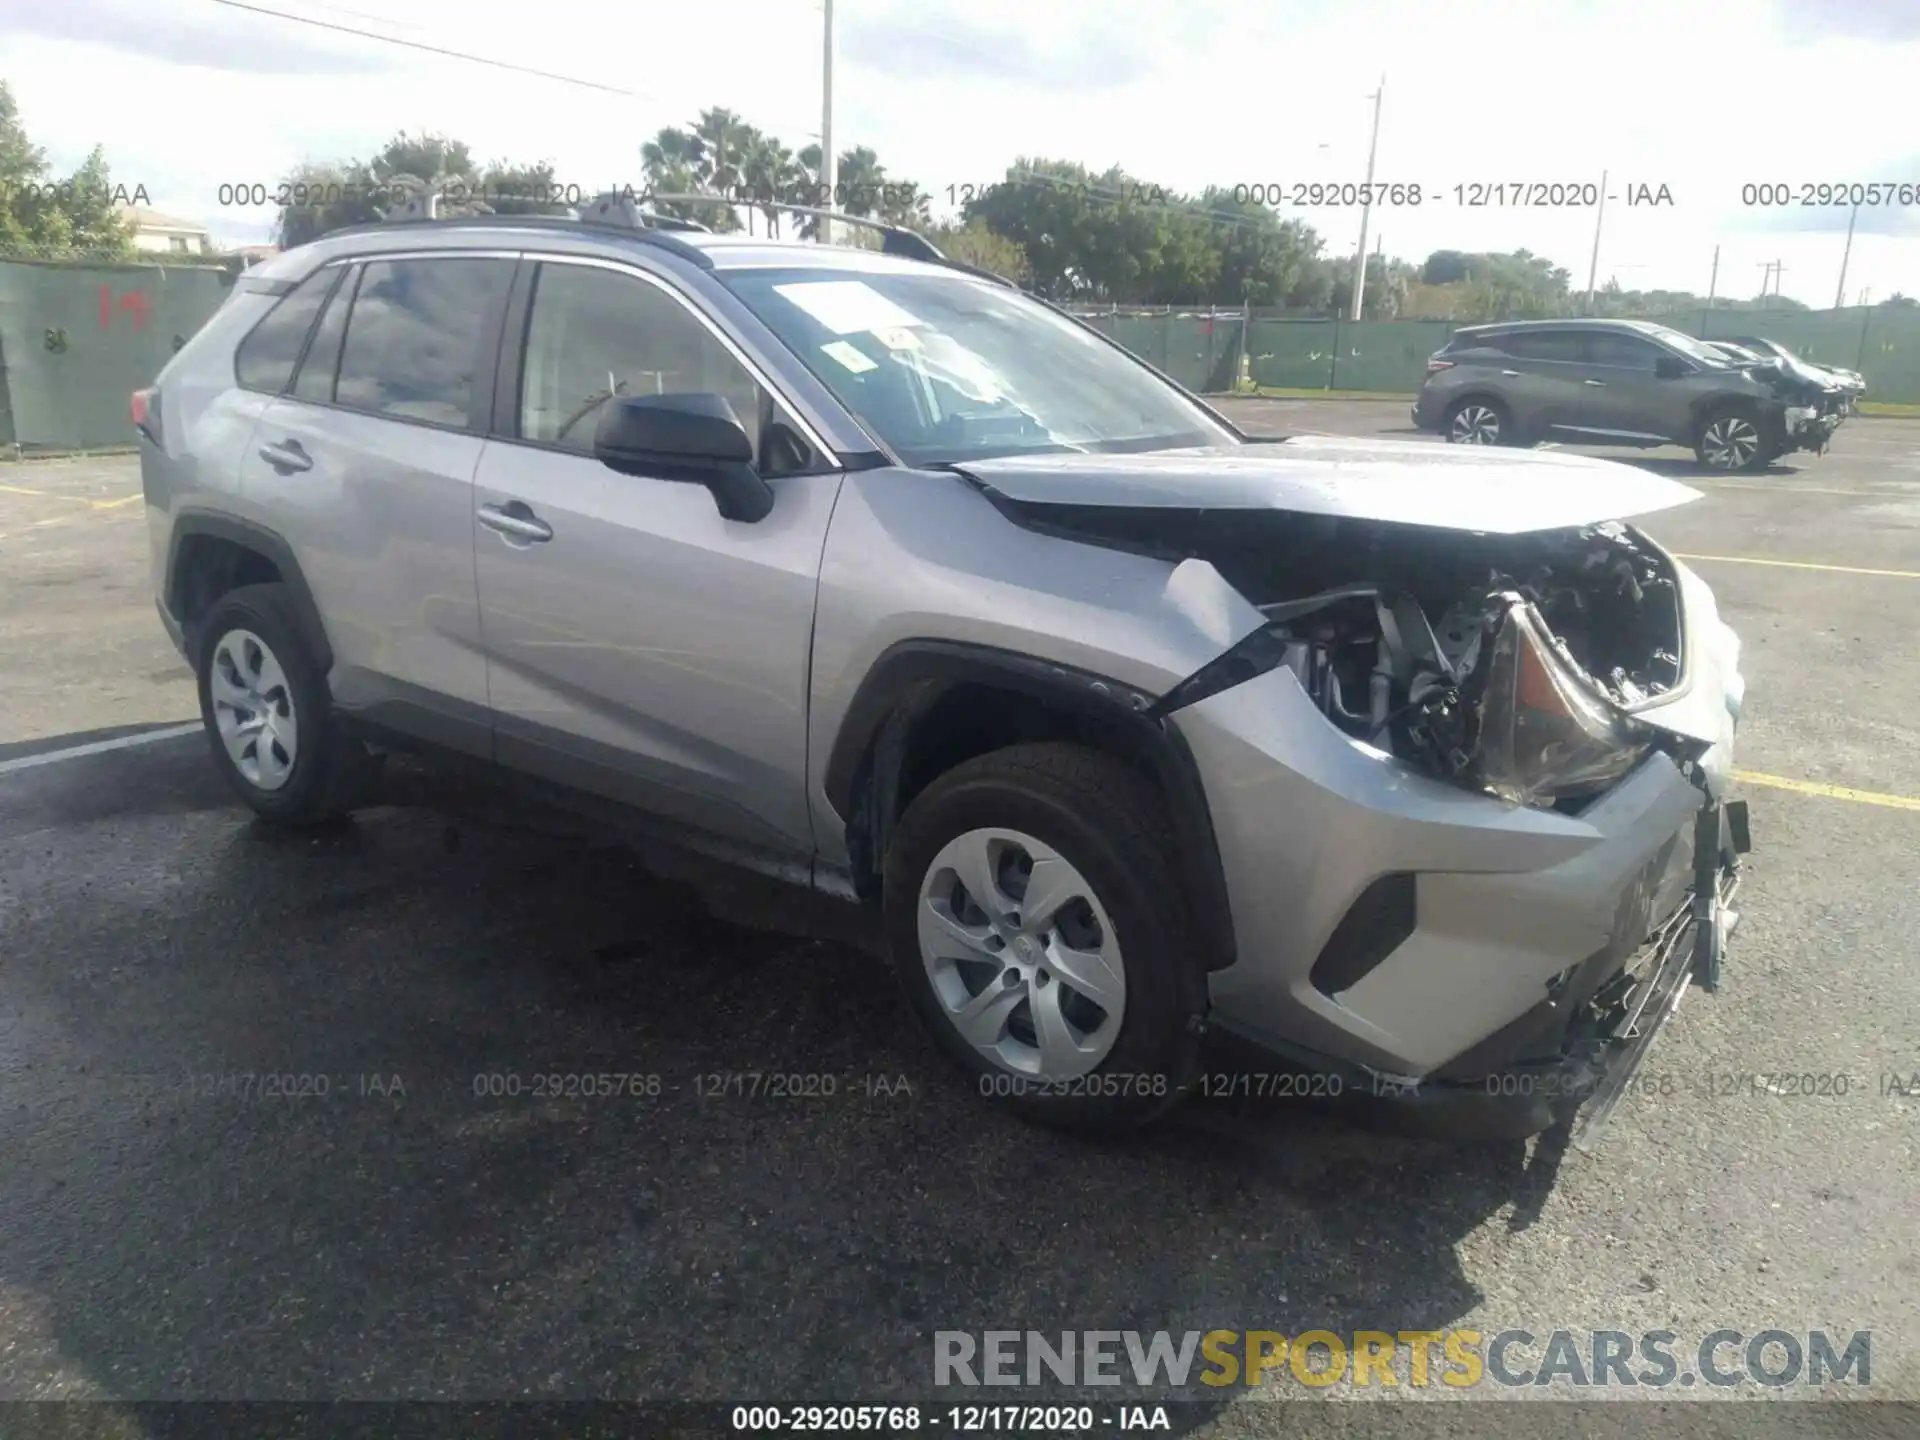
(238, 252), (515, 756)
(470, 254), (843, 860)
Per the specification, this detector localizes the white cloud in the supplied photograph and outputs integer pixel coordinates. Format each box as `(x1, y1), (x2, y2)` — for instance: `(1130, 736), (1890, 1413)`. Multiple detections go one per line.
(3, 0), (1917, 302)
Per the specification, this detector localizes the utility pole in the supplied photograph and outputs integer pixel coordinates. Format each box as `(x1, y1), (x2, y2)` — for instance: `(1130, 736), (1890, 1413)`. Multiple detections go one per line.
(1582, 170), (1608, 314)
(1835, 201), (1858, 309)
(820, 0), (837, 245)
(1349, 75), (1385, 321)
(1758, 260), (1776, 304)
(1706, 244), (1719, 308)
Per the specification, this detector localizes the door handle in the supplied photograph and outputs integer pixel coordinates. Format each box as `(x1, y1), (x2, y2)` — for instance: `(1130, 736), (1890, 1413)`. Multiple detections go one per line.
(1500, 369), (1521, 377)
(1583, 378), (1607, 387)
(478, 501), (553, 544)
(257, 438), (312, 474)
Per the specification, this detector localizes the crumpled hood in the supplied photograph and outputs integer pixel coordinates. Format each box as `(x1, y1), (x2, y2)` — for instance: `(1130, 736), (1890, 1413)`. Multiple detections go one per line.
(956, 436), (1703, 535)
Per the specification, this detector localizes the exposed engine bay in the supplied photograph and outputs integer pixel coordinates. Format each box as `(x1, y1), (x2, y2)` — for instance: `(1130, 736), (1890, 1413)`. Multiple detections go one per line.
(999, 503), (1707, 809)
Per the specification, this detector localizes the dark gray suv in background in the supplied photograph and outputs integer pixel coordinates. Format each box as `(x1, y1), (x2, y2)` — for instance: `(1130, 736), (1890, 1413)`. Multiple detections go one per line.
(1412, 318), (1846, 472)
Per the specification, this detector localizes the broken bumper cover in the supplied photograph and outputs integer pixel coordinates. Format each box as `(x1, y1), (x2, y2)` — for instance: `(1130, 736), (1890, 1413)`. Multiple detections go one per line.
(1775, 403), (1845, 454)
(1203, 798), (1750, 1145)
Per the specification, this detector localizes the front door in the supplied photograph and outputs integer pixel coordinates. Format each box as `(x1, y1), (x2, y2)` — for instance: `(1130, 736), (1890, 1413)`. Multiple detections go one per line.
(1574, 330), (1675, 441)
(472, 256), (842, 860)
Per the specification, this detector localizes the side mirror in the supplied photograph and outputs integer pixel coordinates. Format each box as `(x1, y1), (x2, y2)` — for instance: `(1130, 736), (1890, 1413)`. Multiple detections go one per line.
(592, 392), (775, 523)
(1654, 355), (1689, 380)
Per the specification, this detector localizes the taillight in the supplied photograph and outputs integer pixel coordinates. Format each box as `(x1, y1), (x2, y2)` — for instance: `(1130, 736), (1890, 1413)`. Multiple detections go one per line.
(1425, 358), (1455, 375)
(132, 387), (160, 445)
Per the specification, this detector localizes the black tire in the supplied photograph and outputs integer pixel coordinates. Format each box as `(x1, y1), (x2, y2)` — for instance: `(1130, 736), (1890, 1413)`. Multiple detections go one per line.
(194, 582), (379, 824)
(882, 742), (1207, 1134)
(1694, 403), (1776, 474)
(1443, 395), (1527, 448)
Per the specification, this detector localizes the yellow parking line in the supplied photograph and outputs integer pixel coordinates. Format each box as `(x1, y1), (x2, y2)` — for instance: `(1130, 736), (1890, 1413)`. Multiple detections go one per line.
(1735, 770), (1920, 812)
(1691, 482), (1877, 497)
(1673, 553), (1920, 580)
(0, 482), (142, 510)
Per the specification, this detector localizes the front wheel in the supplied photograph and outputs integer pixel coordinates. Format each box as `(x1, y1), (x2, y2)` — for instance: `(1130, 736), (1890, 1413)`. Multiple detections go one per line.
(1695, 406), (1775, 473)
(881, 743), (1206, 1133)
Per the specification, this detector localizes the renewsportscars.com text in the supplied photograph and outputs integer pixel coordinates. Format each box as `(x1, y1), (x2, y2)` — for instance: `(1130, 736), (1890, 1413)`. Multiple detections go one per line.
(933, 1328), (1871, 1390)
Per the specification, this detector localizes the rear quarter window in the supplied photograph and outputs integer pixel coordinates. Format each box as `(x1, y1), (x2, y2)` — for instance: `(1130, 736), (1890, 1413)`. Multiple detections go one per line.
(233, 267), (341, 394)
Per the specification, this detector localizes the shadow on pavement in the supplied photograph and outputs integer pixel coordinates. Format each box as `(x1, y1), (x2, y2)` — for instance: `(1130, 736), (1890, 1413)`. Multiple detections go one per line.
(0, 753), (1558, 1413)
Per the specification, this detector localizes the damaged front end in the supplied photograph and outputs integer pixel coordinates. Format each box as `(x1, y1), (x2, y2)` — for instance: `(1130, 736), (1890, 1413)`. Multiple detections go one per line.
(1751, 360), (1850, 455)
(1148, 518), (1707, 811)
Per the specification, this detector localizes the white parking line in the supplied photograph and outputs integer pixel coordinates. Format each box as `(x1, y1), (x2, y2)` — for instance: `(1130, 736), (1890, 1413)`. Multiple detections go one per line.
(0, 722), (202, 776)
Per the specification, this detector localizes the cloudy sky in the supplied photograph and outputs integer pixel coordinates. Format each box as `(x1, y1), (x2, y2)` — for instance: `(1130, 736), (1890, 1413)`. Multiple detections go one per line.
(5, 0), (1918, 304)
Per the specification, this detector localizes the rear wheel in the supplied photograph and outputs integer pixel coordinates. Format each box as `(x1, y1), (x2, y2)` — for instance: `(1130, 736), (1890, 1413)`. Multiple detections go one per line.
(882, 743), (1206, 1133)
(1695, 405), (1774, 473)
(195, 583), (379, 824)
(1444, 396), (1517, 446)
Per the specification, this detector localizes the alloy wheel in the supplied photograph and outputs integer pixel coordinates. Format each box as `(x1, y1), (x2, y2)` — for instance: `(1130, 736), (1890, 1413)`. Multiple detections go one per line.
(916, 827), (1126, 1080)
(1700, 416), (1760, 469)
(208, 627), (299, 790)
(1449, 404), (1501, 444)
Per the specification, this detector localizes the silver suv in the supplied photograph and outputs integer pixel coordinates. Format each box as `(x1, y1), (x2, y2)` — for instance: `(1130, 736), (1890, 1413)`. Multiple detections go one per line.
(137, 207), (1750, 1141)
(1413, 318), (1846, 471)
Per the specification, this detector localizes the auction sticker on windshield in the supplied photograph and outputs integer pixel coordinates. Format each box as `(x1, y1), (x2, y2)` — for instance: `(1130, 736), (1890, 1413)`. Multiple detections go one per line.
(774, 280), (925, 336)
(820, 340), (879, 373)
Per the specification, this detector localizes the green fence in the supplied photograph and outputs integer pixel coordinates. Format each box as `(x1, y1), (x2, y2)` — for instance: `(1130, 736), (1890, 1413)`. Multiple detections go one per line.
(4, 257), (1918, 450)
(1077, 304), (1920, 406)
(0, 258), (236, 449)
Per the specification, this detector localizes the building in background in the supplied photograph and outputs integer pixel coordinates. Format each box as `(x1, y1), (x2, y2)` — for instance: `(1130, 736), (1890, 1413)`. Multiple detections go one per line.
(119, 205), (214, 257)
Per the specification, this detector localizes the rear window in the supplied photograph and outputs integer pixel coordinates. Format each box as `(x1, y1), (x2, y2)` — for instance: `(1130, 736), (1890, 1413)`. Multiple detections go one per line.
(333, 257), (514, 428)
(234, 267), (340, 394)
(1502, 331), (1585, 362)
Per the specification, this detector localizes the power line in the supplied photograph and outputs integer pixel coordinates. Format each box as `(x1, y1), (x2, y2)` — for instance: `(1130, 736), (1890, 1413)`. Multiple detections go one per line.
(205, 0), (826, 140)
(208, 0), (647, 96)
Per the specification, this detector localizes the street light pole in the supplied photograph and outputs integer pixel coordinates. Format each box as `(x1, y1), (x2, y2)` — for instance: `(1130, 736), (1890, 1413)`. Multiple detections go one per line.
(821, 0), (837, 244)
(1835, 201), (1858, 309)
(1582, 169), (1608, 314)
(1349, 75), (1385, 321)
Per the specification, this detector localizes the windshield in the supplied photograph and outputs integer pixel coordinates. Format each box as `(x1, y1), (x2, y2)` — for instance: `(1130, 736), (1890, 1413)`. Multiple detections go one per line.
(1642, 324), (1735, 368)
(721, 267), (1238, 466)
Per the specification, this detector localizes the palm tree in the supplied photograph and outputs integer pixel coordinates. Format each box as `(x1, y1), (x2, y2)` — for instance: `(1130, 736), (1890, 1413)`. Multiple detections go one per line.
(691, 108), (753, 232)
(739, 135), (798, 236)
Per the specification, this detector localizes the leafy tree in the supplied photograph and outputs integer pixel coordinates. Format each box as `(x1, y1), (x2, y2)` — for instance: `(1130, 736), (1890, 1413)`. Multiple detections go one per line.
(0, 82), (133, 257)
(927, 219), (1031, 283)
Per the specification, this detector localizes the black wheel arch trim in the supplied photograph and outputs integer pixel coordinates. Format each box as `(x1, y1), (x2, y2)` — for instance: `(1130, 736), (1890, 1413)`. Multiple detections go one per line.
(824, 639), (1238, 971)
(164, 510), (334, 673)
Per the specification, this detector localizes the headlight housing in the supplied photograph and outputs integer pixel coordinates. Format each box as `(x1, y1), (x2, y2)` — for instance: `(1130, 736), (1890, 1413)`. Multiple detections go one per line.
(1470, 597), (1652, 807)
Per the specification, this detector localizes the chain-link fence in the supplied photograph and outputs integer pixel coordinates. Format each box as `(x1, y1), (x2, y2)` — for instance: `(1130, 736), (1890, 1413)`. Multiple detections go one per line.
(1069, 303), (1920, 405)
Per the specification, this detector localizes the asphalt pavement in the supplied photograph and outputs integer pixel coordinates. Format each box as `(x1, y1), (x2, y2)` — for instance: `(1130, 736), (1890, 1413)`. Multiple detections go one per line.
(1, 415), (1916, 1436)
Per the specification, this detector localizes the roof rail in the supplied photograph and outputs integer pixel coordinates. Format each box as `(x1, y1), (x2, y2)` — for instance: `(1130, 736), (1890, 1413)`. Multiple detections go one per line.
(324, 208), (714, 269)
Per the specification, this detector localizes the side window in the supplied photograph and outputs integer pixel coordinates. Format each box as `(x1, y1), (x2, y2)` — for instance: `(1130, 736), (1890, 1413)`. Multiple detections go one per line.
(1585, 332), (1659, 370)
(234, 267), (338, 394)
(335, 257), (514, 428)
(290, 265), (356, 404)
(518, 262), (791, 468)
(1503, 330), (1584, 362)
